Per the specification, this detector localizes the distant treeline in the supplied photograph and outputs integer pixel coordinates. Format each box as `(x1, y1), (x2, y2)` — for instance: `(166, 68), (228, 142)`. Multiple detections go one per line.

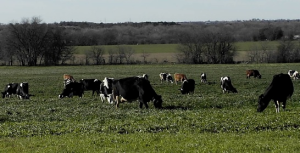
(0, 17), (300, 66)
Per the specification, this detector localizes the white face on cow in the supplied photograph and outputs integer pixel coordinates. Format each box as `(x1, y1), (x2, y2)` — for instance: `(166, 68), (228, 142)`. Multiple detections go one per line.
(103, 77), (114, 89)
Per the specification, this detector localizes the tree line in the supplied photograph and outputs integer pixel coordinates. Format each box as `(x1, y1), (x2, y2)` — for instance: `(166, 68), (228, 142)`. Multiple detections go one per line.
(0, 17), (300, 65)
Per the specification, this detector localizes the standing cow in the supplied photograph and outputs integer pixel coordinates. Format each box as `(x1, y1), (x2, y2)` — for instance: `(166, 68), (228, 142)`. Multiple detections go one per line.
(257, 73), (294, 113)
(220, 76), (237, 93)
(16, 82), (31, 99)
(287, 70), (299, 80)
(79, 79), (101, 96)
(112, 77), (162, 109)
(179, 79), (195, 94)
(100, 77), (114, 104)
(174, 73), (187, 85)
(159, 73), (173, 83)
(246, 70), (261, 79)
(200, 73), (207, 83)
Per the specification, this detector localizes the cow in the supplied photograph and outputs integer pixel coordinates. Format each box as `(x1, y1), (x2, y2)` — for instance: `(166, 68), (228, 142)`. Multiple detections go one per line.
(100, 77), (114, 104)
(159, 73), (173, 83)
(220, 76), (237, 93)
(200, 73), (207, 83)
(257, 73), (294, 113)
(174, 73), (187, 85)
(63, 74), (76, 87)
(246, 70), (261, 79)
(287, 70), (299, 80)
(59, 81), (84, 98)
(16, 82), (30, 99)
(79, 79), (101, 96)
(1, 83), (19, 98)
(137, 74), (149, 80)
(179, 79), (195, 94)
(112, 77), (162, 109)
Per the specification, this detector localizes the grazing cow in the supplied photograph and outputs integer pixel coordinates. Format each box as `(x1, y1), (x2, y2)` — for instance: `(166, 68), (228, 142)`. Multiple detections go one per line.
(63, 74), (76, 87)
(246, 70), (261, 79)
(159, 73), (173, 83)
(112, 77), (162, 108)
(257, 73), (294, 113)
(79, 79), (101, 96)
(59, 81), (84, 98)
(220, 76), (237, 93)
(287, 70), (299, 80)
(137, 74), (149, 80)
(174, 73), (187, 85)
(1, 83), (19, 98)
(100, 77), (114, 103)
(16, 82), (30, 99)
(179, 79), (195, 94)
(200, 73), (207, 83)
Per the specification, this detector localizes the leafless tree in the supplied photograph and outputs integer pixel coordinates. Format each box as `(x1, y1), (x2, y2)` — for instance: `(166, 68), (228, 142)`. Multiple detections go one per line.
(140, 50), (150, 64)
(86, 46), (105, 65)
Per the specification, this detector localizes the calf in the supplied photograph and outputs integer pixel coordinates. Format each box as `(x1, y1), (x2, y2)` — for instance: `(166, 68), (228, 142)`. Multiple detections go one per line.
(1, 83), (18, 98)
(288, 70), (299, 80)
(179, 79), (195, 94)
(16, 82), (30, 99)
(220, 76), (237, 93)
(174, 73), (187, 85)
(59, 82), (84, 98)
(159, 73), (173, 83)
(112, 77), (162, 109)
(79, 79), (101, 96)
(246, 70), (261, 79)
(258, 73), (294, 113)
(200, 73), (207, 83)
(63, 74), (76, 87)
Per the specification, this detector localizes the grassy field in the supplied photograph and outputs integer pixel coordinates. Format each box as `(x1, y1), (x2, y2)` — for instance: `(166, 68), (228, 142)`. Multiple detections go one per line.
(74, 41), (280, 63)
(0, 64), (300, 152)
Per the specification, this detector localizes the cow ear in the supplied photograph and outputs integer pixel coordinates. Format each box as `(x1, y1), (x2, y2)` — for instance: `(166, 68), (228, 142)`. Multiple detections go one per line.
(259, 94), (264, 99)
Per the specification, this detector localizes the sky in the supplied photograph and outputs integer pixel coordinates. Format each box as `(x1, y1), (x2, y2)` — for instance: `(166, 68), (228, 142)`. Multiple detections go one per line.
(1, 0), (299, 24)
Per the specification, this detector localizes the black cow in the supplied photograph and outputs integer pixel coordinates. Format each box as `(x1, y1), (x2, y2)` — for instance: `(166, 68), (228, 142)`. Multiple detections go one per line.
(220, 76), (237, 93)
(100, 77), (114, 104)
(59, 81), (84, 98)
(79, 79), (101, 96)
(112, 77), (162, 108)
(246, 70), (261, 79)
(16, 82), (30, 99)
(179, 79), (195, 94)
(258, 73), (294, 113)
(2, 83), (18, 98)
(201, 73), (207, 83)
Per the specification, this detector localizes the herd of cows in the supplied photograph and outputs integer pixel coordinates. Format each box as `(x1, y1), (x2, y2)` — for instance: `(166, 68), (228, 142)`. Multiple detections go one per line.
(1, 69), (299, 113)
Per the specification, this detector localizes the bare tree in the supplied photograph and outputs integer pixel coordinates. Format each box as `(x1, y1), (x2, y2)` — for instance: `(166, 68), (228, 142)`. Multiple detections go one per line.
(86, 46), (105, 65)
(140, 50), (150, 64)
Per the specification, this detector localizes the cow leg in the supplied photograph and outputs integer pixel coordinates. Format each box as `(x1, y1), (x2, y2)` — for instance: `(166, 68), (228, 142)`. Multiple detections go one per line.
(115, 95), (120, 108)
(275, 100), (280, 113)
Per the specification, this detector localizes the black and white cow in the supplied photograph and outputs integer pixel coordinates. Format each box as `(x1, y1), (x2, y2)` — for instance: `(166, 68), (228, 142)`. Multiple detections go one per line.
(258, 73), (294, 113)
(112, 77), (162, 108)
(179, 79), (195, 94)
(16, 82), (30, 99)
(220, 76), (237, 93)
(200, 73), (207, 83)
(287, 70), (299, 80)
(159, 73), (173, 83)
(100, 77), (114, 104)
(79, 79), (101, 96)
(59, 81), (84, 98)
(1, 83), (19, 98)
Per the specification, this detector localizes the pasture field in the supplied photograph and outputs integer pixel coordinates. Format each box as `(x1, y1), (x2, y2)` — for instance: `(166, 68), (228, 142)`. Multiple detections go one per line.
(1, 64), (300, 152)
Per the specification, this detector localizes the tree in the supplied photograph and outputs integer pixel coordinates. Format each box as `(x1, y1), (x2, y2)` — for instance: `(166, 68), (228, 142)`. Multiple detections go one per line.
(86, 46), (105, 65)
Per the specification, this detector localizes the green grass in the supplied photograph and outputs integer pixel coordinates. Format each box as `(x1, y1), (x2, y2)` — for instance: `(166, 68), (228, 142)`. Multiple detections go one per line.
(0, 64), (300, 152)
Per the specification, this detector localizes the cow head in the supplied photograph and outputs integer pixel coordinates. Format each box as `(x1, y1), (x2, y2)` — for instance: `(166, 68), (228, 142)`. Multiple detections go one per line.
(103, 77), (114, 89)
(257, 94), (269, 112)
(167, 74), (173, 83)
(257, 74), (262, 79)
(153, 95), (162, 108)
(179, 80), (188, 94)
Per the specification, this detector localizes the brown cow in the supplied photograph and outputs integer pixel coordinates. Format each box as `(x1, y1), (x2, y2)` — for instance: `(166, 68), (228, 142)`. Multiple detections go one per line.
(174, 73), (187, 85)
(246, 70), (261, 79)
(63, 74), (76, 87)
